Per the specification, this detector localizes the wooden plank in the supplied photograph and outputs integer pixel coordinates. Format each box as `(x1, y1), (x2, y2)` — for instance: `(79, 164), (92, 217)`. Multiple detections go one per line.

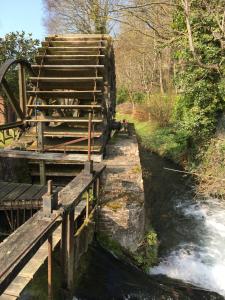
(0, 183), (19, 200)
(26, 90), (101, 97)
(42, 41), (106, 46)
(32, 64), (104, 68)
(2, 184), (31, 202)
(32, 186), (47, 201)
(58, 164), (105, 209)
(26, 104), (101, 109)
(18, 64), (26, 114)
(0, 294), (17, 299)
(36, 55), (104, 58)
(0, 182), (10, 191)
(0, 212), (61, 294)
(0, 150), (103, 163)
(17, 185), (44, 201)
(26, 117), (102, 123)
(45, 35), (110, 40)
(0, 122), (24, 131)
(39, 46), (106, 50)
(29, 77), (103, 82)
(1, 276), (30, 297)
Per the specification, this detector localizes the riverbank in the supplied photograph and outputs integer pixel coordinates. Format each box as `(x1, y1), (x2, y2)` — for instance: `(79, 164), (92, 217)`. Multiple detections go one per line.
(117, 109), (225, 199)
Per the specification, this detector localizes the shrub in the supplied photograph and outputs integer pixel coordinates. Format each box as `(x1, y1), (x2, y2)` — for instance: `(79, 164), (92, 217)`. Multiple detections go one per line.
(147, 94), (175, 127)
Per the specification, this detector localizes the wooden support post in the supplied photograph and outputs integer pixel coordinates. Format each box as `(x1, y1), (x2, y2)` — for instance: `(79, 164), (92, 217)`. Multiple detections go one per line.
(2, 130), (5, 144)
(86, 191), (89, 220)
(48, 234), (53, 300)
(18, 63), (27, 115)
(39, 161), (46, 185)
(60, 212), (68, 289)
(37, 122), (45, 152)
(1, 78), (24, 121)
(88, 112), (92, 161)
(96, 177), (100, 204)
(66, 208), (75, 291)
(42, 180), (57, 215)
(38, 122), (46, 185)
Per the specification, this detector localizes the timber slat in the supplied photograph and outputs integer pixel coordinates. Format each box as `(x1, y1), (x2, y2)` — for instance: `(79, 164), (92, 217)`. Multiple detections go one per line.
(2, 184), (31, 202)
(16, 185), (45, 201)
(31, 186), (47, 201)
(29, 77), (103, 83)
(0, 184), (20, 200)
(0, 182), (10, 190)
(36, 55), (104, 58)
(0, 150), (103, 163)
(26, 117), (102, 123)
(39, 46), (106, 50)
(0, 212), (61, 294)
(31, 64), (104, 68)
(26, 104), (101, 109)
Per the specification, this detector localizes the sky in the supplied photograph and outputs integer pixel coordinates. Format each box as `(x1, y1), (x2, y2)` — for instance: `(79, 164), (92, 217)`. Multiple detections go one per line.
(0, 0), (45, 40)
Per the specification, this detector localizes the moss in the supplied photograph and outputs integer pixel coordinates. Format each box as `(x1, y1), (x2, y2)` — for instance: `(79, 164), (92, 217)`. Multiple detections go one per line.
(105, 200), (123, 211)
(97, 229), (158, 273)
(97, 233), (125, 259)
(132, 164), (142, 174)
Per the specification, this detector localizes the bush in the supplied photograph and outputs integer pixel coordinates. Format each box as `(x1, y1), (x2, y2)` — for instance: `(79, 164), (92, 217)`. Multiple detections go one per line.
(147, 94), (175, 127)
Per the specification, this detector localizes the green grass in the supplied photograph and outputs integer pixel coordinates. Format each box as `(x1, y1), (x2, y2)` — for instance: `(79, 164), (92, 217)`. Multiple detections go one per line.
(117, 112), (188, 163)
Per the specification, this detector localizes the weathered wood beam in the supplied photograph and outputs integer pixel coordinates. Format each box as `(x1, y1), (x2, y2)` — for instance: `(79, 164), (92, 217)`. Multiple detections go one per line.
(0, 121), (24, 131)
(58, 163), (105, 210)
(18, 63), (27, 115)
(1, 79), (24, 121)
(0, 212), (61, 295)
(0, 150), (103, 163)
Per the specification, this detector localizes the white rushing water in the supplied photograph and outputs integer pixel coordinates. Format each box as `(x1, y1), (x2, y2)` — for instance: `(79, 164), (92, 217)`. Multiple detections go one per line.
(150, 198), (225, 297)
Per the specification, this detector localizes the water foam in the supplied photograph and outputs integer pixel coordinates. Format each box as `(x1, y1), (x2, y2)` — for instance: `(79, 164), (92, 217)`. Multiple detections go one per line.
(150, 198), (225, 296)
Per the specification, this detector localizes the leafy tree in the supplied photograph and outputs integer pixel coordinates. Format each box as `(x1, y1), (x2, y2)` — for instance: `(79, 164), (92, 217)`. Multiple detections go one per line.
(173, 0), (225, 145)
(0, 31), (39, 122)
(0, 31), (39, 63)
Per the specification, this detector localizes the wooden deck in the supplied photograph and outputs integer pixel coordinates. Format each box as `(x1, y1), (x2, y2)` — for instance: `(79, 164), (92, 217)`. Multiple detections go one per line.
(0, 182), (47, 210)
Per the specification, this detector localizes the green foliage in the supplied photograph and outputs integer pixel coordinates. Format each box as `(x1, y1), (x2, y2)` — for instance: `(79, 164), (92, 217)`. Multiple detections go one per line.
(147, 94), (175, 127)
(0, 31), (39, 118)
(117, 112), (188, 163)
(173, 1), (225, 144)
(117, 87), (129, 104)
(117, 87), (146, 105)
(98, 230), (158, 272)
(0, 31), (39, 63)
(133, 229), (158, 272)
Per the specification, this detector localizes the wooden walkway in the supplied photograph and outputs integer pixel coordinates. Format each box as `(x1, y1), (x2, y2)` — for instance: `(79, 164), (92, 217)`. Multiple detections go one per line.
(0, 181), (47, 210)
(0, 200), (86, 300)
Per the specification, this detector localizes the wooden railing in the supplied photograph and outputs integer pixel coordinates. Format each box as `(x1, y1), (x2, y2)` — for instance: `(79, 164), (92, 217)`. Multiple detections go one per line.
(0, 162), (105, 299)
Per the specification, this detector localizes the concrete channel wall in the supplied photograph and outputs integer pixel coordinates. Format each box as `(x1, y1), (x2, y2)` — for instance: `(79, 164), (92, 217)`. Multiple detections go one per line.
(98, 127), (145, 252)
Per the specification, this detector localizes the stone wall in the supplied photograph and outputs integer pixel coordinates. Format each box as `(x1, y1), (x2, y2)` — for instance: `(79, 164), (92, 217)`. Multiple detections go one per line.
(98, 127), (145, 252)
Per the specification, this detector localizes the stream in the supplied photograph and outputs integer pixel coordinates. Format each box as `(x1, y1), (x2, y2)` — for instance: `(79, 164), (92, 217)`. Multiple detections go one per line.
(74, 148), (225, 299)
